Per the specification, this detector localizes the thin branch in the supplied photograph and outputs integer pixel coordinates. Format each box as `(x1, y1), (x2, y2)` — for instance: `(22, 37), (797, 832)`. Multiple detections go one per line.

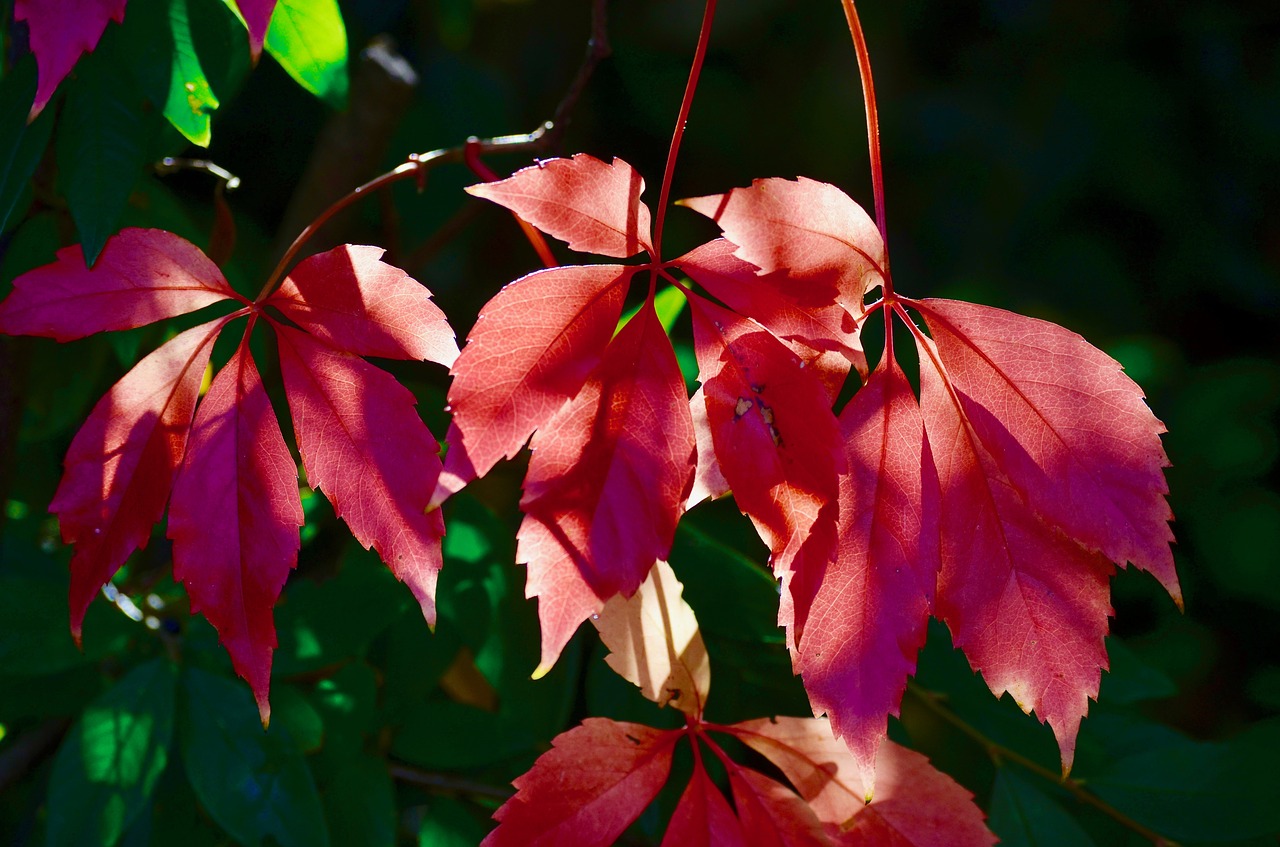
(254, 0), (611, 301)
(905, 682), (1182, 846)
(389, 761), (514, 801)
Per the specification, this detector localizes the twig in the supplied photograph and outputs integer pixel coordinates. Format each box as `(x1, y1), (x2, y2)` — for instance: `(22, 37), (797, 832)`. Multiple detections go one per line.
(389, 760), (513, 801)
(905, 682), (1181, 846)
(0, 719), (70, 795)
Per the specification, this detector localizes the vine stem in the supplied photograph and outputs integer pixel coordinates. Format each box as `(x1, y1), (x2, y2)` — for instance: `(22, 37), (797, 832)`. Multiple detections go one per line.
(652, 0), (718, 259)
(840, 0), (889, 279)
(905, 682), (1182, 846)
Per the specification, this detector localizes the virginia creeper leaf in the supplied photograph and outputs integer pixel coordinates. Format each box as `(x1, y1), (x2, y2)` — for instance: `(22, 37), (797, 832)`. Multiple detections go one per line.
(0, 228), (241, 341)
(686, 386), (730, 508)
(53, 318), (224, 640)
(722, 760), (830, 847)
(481, 718), (678, 847)
(913, 298), (1179, 602)
(267, 244), (458, 365)
(168, 341), (303, 723)
(275, 323), (445, 626)
(467, 154), (654, 258)
(680, 177), (885, 314)
(688, 296), (842, 577)
(730, 716), (995, 846)
(440, 264), (632, 499)
(786, 359), (938, 795)
(592, 559), (710, 718)
(916, 329), (1115, 774)
(14, 0), (128, 117)
(661, 762), (749, 847)
(679, 238), (864, 395)
(518, 300), (695, 671)
(233, 0), (278, 59)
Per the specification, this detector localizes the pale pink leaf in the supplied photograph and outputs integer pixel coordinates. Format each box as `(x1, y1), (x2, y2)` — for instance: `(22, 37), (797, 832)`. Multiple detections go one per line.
(723, 761), (831, 847)
(467, 154), (654, 258)
(267, 244), (457, 366)
(593, 559), (710, 718)
(686, 387), (730, 509)
(0, 228), (241, 341)
(275, 323), (445, 625)
(168, 342), (302, 724)
(53, 318), (225, 640)
(233, 0), (277, 60)
(482, 719), (678, 847)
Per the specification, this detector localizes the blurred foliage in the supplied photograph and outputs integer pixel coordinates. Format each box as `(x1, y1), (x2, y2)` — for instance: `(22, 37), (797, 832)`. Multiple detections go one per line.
(1, 0), (1278, 845)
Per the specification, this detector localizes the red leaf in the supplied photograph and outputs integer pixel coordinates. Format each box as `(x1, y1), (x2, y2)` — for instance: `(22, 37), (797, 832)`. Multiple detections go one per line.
(0, 228), (241, 341)
(679, 238), (865, 396)
(232, 0), (277, 60)
(467, 154), (654, 258)
(916, 328), (1115, 773)
(688, 297), (842, 577)
(482, 719), (678, 847)
(517, 300), (695, 671)
(914, 298), (1179, 601)
(442, 264), (632, 494)
(786, 360), (938, 794)
(14, 0), (127, 117)
(266, 244), (457, 365)
(728, 717), (994, 846)
(275, 324), (445, 624)
(679, 177), (885, 314)
(661, 761), (748, 847)
(168, 341), (302, 724)
(723, 760), (830, 847)
(53, 318), (225, 640)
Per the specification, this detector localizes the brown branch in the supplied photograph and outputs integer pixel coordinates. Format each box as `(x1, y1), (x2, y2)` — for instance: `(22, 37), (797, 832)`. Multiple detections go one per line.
(389, 760), (513, 801)
(0, 719), (70, 795)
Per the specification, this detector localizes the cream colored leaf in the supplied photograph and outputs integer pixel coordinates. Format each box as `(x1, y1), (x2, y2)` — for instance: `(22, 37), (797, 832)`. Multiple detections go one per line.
(592, 560), (710, 718)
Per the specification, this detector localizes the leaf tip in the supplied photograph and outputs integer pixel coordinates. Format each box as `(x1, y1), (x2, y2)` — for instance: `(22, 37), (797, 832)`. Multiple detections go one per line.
(257, 696), (271, 729)
(531, 662), (553, 681)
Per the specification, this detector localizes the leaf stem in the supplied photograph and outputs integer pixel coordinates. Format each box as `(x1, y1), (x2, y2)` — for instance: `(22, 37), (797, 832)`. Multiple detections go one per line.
(653, 0), (719, 259)
(905, 682), (1181, 846)
(464, 139), (558, 268)
(840, 0), (890, 280)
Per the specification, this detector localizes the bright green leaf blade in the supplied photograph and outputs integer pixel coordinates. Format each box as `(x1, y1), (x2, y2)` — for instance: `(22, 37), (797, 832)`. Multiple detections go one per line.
(264, 0), (348, 108)
(618, 285), (687, 334)
(418, 796), (489, 847)
(159, 0), (221, 145)
(46, 659), (177, 847)
(989, 768), (1097, 847)
(1087, 718), (1280, 842)
(0, 57), (54, 235)
(179, 667), (330, 847)
(55, 50), (155, 265)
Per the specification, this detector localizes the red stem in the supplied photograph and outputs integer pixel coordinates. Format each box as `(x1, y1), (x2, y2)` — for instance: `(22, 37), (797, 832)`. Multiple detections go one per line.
(464, 140), (558, 269)
(653, 0), (719, 259)
(840, 0), (890, 281)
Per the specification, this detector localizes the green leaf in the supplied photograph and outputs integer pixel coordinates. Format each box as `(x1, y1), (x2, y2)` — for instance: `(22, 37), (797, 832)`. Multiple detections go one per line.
(0, 57), (54, 235)
(1087, 718), (1280, 842)
(619, 285), (687, 334)
(264, 0), (349, 109)
(46, 659), (177, 847)
(418, 796), (489, 847)
(1097, 636), (1176, 705)
(123, 0), (221, 146)
(989, 768), (1097, 847)
(314, 751), (397, 847)
(55, 49), (156, 264)
(178, 667), (330, 847)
